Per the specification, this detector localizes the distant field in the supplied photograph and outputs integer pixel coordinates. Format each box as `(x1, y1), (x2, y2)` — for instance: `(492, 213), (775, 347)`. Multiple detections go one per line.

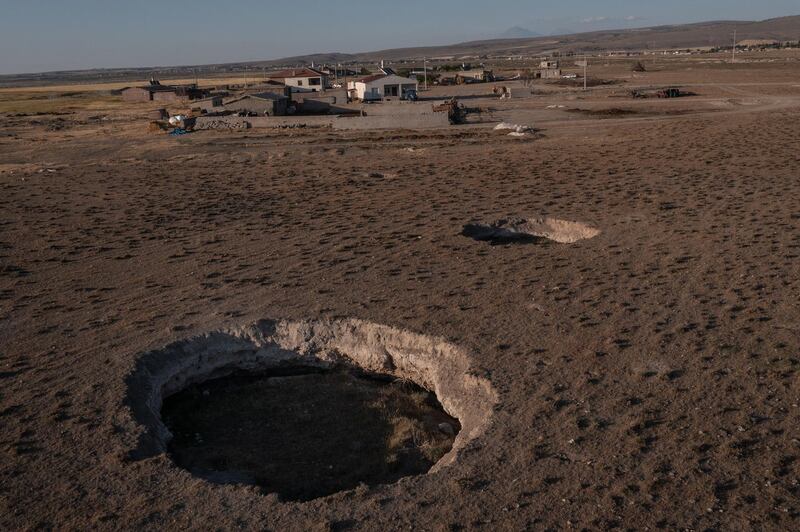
(0, 91), (132, 114)
(0, 76), (255, 114)
(0, 76), (265, 94)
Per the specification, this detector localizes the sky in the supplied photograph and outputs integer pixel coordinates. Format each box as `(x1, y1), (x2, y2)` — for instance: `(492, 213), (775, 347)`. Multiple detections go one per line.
(1, 0), (798, 74)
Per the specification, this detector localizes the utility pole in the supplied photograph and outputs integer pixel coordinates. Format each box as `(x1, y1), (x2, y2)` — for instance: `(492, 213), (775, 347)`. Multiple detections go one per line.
(732, 30), (737, 63)
(423, 57), (428, 91)
(344, 66), (349, 102)
(243, 67), (247, 88)
(583, 54), (587, 91)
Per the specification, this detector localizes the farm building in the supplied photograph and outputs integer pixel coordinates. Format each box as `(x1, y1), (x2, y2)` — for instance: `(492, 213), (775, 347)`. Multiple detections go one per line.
(121, 83), (206, 103)
(266, 68), (329, 92)
(454, 70), (495, 83)
(121, 85), (180, 103)
(439, 70), (495, 85)
(534, 68), (562, 79)
(291, 89), (349, 114)
(223, 92), (290, 116)
(347, 74), (418, 101)
(191, 96), (224, 112)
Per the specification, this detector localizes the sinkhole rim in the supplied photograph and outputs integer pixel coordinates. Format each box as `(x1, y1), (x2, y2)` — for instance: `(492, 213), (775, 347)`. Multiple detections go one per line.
(124, 318), (498, 497)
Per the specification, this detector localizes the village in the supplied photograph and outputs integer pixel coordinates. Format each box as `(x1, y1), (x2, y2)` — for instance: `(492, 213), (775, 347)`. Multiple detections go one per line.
(123, 64), (445, 131)
(119, 56), (668, 133)
(116, 35), (799, 135)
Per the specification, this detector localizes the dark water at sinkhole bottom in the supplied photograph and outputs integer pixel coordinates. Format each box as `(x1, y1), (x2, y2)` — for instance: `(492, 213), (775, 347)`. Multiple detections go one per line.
(161, 368), (461, 502)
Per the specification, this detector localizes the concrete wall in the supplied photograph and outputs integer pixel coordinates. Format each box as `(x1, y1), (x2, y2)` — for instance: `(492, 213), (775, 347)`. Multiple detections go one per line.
(194, 110), (450, 131)
(332, 113), (449, 130)
(248, 116), (337, 128)
(352, 102), (440, 116)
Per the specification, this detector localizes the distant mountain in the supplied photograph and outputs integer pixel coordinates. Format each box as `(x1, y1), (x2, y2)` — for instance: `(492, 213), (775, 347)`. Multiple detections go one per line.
(500, 26), (541, 39)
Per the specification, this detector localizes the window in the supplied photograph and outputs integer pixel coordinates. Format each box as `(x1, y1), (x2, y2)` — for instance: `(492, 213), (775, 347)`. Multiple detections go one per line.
(297, 80), (303, 86)
(309, 78), (321, 86)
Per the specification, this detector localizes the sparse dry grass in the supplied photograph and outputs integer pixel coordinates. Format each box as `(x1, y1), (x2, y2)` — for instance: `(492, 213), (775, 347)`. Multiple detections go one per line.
(0, 90), (130, 114)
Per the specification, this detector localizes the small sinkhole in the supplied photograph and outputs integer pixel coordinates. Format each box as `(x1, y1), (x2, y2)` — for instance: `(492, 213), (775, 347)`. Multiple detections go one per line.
(160, 366), (460, 502)
(463, 217), (601, 245)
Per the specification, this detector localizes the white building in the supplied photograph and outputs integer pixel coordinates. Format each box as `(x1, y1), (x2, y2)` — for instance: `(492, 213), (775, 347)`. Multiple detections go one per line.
(266, 68), (329, 92)
(347, 73), (419, 101)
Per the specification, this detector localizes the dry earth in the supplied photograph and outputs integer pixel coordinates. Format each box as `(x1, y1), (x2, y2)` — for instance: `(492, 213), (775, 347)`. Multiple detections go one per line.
(1, 53), (800, 530)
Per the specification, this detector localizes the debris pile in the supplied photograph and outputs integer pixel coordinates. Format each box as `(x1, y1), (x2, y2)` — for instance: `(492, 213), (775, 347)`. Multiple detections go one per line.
(432, 98), (466, 124)
(494, 122), (534, 137)
(630, 87), (693, 99)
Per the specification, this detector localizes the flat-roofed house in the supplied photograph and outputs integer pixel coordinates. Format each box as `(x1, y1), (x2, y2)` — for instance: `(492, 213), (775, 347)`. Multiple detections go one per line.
(121, 85), (181, 102)
(222, 92), (290, 116)
(347, 74), (419, 101)
(266, 68), (329, 92)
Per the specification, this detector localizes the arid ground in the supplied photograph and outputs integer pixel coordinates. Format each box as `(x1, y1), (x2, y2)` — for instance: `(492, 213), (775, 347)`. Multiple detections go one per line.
(2, 52), (800, 530)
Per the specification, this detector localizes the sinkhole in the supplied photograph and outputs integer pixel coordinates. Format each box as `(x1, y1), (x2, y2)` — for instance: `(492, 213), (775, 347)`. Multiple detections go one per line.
(125, 319), (497, 502)
(463, 217), (601, 245)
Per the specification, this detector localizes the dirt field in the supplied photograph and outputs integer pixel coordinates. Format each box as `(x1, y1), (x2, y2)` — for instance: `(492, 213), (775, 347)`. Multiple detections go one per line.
(2, 52), (800, 530)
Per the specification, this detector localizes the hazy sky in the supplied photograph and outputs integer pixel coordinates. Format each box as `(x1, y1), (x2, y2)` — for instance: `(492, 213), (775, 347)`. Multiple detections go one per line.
(1, 0), (798, 74)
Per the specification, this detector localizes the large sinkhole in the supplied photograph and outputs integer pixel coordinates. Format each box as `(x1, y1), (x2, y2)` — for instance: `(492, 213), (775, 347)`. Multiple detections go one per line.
(125, 319), (496, 502)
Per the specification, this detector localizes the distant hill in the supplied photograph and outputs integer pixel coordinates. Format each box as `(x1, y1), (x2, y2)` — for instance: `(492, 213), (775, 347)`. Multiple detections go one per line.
(186, 15), (800, 66)
(499, 26), (542, 39)
(1, 15), (798, 87)
(338, 15), (800, 62)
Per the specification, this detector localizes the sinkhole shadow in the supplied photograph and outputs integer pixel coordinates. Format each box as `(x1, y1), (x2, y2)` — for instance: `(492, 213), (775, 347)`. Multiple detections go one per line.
(161, 367), (460, 502)
(461, 223), (549, 246)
